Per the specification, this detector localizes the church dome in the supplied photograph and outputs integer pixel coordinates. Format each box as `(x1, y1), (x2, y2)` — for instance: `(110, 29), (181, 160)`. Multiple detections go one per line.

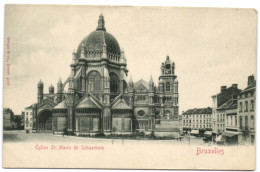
(49, 84), (54, 90)
(76, 14), (121, 58)
(38, 80), (44, 87)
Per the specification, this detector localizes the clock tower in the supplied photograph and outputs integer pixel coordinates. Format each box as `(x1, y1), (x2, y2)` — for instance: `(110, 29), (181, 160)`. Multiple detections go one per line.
(159, 55), (179, 118)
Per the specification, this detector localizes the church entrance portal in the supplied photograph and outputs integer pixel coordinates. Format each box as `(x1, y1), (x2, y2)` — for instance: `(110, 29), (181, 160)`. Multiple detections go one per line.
(38, 110), (52, 132)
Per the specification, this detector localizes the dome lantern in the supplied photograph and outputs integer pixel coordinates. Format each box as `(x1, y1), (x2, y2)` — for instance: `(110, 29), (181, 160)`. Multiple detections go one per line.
(96, 13), (106, 32)
(76, 14), (121, 59)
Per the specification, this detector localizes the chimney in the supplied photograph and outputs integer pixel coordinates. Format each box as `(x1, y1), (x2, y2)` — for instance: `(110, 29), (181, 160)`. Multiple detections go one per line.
(232, 84), (238, 89)
(221, 86), (227, 92)
(248, 75), (255, 86)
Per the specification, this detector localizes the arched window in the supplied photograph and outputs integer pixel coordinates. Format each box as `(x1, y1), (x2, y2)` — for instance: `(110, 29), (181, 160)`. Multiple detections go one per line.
(87, 71), (101, 91)
(110, 73), (119, 93)
(166, 82), (171, 92)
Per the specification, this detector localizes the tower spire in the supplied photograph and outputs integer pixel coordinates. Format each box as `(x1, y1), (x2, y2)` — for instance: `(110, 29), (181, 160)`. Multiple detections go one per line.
(149, 75), (154, 83)
(129, 75), (133, 83)
(58, 77), (62, 84)
(96, 13), (106, 32)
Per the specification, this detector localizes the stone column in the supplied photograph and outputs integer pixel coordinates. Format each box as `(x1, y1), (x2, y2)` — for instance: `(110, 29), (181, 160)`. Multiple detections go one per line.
(66, 94), (75, 133)
(32, 105), (38, 133)
(80, 61), (86, 92)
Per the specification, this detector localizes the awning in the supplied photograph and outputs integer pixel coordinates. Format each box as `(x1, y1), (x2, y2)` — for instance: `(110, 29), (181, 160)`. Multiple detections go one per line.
(223, 132), (238, 137)
(204, 131), (212, 136)
(190, 130), (199, 134)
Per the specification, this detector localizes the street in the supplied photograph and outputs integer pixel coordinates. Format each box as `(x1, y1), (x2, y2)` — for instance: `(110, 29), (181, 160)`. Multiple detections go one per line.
(3, 130), (211, 146)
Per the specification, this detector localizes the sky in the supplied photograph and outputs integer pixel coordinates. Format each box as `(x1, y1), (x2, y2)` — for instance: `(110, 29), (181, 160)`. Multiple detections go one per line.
(3, 5), (257, 114)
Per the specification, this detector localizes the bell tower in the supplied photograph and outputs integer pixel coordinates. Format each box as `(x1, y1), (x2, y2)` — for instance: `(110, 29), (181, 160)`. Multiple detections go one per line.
(159, 55), (179, 117)
(37, 80), (44, 103)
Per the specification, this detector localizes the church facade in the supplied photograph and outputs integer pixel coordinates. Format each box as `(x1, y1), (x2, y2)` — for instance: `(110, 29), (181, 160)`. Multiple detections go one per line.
(28, 14), (180, 137)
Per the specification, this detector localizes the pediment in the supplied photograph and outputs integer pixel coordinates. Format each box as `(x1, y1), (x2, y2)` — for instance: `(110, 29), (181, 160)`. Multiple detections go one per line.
(137, 84), (147, 92)
(37, 98), (56, 110)
(111, 98), (131, 110)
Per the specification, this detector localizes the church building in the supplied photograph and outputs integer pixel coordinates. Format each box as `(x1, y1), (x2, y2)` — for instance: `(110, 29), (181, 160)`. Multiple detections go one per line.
(28, 14), (180, 137)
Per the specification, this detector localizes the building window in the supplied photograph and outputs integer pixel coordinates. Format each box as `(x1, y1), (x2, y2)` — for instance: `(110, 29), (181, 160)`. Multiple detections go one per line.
(245, 116), (248, 130)
(137, 95), (146, 101)
(139, 123), (145, 129)
(251, 116), (254, 129)
(165, 96), (172, 102)
(87, 71), (101, 91)
(239, 102), (243, 112)
(245, 101), (248, 112)
(166, 82), (171, 92)
(235, 116), (237, 126)
(251, 100), (254, 111)
(154, 96), (159, 103)
(110, 73), (119, 93)
(137, 110), (145, 117)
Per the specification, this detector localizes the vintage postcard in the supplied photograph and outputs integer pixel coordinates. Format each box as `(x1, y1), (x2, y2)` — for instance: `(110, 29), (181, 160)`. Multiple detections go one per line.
(2, 5), (257, 170)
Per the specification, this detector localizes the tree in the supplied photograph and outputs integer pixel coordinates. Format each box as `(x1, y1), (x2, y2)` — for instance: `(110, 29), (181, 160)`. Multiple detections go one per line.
(13, 116), (23, 129)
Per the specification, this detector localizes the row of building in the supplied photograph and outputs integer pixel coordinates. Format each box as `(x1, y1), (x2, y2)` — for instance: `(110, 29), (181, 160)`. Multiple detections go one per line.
(3, 108), (24, 130)
(180, 75), (256, 145)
